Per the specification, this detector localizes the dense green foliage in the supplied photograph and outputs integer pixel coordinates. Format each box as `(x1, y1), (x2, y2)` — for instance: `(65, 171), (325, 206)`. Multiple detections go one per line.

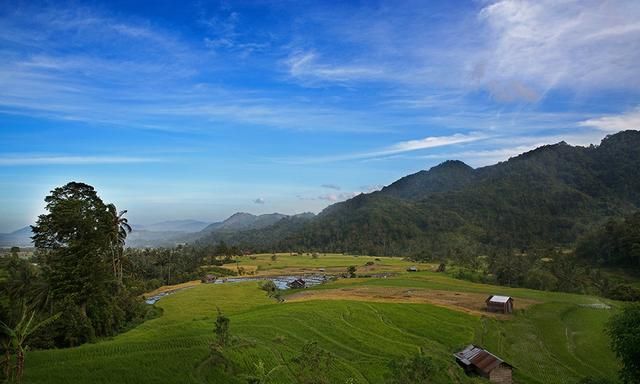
(26, 182), (146, 348)
(607, 303), (640, 383)
(198, 131), (640, 260)
(576, 212), (640, 270)
(385, 349), (435, 384)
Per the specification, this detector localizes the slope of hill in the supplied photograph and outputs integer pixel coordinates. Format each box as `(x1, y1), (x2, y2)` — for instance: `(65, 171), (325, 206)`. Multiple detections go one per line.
(0, 226), (33, 247)
(125, 212), (314, 248)
(380, 160), (476, 200)
(196, 130), (640, 257)
(203, 212), (288, 233)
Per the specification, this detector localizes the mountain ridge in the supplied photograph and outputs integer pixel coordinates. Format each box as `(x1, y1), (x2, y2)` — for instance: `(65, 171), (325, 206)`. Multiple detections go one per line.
(195, 130), (640, 257)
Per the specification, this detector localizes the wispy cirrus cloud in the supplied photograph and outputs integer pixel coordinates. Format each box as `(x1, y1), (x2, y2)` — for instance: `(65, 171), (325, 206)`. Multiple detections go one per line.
(0, 5), (392, 134)
(472, 0), (640, 100)
(285, 50), (384, 84)
(281, 132), (487, 164)
(321, 184), (341, 190)
(283, 0), (640, 104)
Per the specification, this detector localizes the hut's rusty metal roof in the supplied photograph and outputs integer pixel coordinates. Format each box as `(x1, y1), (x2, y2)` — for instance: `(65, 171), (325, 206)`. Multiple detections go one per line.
(454, 345), (511, 374)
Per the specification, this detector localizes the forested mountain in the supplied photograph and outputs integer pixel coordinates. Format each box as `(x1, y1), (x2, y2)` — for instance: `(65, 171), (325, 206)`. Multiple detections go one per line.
(197, 131), (640, 258)
(576, 212), (640, 270)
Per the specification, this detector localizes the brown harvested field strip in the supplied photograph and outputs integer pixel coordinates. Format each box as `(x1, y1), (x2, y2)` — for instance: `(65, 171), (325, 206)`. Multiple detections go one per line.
(143, 280), (201, 297)
(285, 287), (539, 317)
(220, 264), (259, 274)
(251, 265), (410, 277)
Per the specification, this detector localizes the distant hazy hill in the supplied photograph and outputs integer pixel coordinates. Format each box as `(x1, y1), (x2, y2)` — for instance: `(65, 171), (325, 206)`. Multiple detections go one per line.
(126, 212), (315, 248)
(0, 226), (33, 247)
(196, 130), (640, 257)
(136, 220), (211, 233)
(200, 212), (288, 233)
(195, 212), (316, 247)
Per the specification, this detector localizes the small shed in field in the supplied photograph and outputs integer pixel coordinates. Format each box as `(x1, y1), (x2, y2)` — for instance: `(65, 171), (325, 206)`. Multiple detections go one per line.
(485, 295), (514, 314)
(287, 279), (306, 289)
(201, 274), (217, 284)
(454, 345), (513, 384)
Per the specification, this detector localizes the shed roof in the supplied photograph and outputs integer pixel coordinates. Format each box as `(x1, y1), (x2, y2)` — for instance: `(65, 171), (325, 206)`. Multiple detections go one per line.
(487, 295), (512, 303)
(454, 345), (512, 374)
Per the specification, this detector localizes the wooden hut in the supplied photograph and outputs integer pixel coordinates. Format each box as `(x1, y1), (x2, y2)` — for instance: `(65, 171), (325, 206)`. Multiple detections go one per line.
(287, 278), (306, 289)
(201, 274), (217, 284)
(485, 295), (514, 314)
(454, 345), (513, 384)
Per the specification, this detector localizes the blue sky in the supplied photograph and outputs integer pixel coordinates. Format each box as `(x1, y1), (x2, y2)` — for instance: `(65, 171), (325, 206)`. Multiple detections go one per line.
(1, 0), (639, 231)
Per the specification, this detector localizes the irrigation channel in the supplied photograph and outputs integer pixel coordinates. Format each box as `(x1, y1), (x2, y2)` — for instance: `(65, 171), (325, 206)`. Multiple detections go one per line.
(145, 274), (330, 305)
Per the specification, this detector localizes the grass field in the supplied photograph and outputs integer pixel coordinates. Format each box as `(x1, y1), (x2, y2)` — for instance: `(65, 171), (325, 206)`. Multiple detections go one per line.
(25, 253), (620, 383)
(220, 253), (416, 276)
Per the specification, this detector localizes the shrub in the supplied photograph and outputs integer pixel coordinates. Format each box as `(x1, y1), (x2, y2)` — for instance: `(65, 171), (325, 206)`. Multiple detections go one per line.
(608, 284), (640, 302)
(214, 308), (230, 347)
(291, 341), (333, 384)
(385, 349), (434, 384)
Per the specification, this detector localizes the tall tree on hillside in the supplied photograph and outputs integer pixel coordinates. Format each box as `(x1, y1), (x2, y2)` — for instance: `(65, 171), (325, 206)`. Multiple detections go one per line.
(31, 182), (135, 345)
(106, 204), (132, 284)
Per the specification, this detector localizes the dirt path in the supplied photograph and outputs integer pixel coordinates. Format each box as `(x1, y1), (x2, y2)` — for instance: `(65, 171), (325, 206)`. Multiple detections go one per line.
(143, 280), (201, 297)
(286, 286), (539, 317)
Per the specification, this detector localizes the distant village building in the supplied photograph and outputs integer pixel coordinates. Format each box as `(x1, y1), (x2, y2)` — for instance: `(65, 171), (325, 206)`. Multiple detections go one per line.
(485, 295), (514, 314)
(407, 266), (418, 272)
(287, 278), (306, 289)
(454, 345), (513, 384)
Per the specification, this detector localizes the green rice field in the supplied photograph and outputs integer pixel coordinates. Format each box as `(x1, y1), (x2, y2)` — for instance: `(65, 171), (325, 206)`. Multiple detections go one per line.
(25, 254), (620, 383)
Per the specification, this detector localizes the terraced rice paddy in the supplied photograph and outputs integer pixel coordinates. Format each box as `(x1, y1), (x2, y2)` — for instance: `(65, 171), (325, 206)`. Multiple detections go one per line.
(25, 254), (620, 383)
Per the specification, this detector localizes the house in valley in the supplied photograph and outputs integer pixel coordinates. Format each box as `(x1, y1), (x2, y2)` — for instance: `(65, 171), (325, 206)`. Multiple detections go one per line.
(287, 278), (306, 289)
(201, 274), (217, 283)
(485, 295), (514, 314)
(454, 345), (513, 384)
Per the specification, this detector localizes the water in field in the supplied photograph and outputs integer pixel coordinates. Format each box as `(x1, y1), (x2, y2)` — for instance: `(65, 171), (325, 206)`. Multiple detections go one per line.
(145, 274), (329, 304)
(215, 274), (329, 290)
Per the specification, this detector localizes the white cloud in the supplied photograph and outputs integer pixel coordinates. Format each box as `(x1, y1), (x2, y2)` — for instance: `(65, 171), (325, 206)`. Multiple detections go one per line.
(0, 155), (160, 166)
(578, 107), (640, 132)
(253, 197), (265, 204)
(475, 0), (640, 99)
(419, 145), (542, 167)
(286, 51), (384, 84)
(317, 192), (359, 202)
(359, 184), (384, 193)
(321, 184), (341, 190)
(279, 132), (487, 164)
(384, 133), (486, 154)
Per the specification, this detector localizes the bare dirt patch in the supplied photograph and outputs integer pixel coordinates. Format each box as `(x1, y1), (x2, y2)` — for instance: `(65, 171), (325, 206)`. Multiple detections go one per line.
(286, 286), (539, 317)
(143, 280), (201, 297)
